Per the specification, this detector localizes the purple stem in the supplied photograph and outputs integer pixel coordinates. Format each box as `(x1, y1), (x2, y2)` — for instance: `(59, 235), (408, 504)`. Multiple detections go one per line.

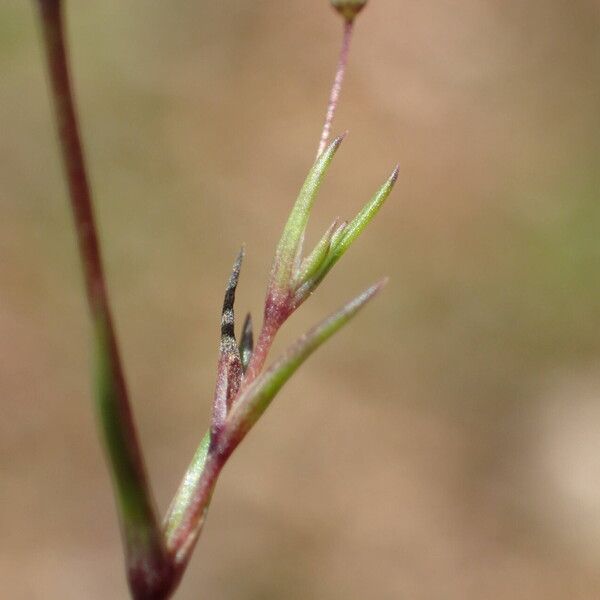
(241, 288), (292, 390)
(35, 1), (171, 597)
(316, 19), (355, 159)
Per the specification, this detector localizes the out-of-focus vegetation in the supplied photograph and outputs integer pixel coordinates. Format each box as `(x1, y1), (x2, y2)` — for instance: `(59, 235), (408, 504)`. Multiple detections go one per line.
(1, 1), (599, 598)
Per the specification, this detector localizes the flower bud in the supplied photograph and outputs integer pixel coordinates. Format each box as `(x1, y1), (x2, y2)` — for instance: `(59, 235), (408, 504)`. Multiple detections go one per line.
(330, 0), (368, 22)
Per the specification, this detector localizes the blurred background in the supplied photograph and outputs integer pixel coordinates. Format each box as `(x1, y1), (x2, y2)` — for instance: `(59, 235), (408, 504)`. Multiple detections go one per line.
(1, 1), (600, 598)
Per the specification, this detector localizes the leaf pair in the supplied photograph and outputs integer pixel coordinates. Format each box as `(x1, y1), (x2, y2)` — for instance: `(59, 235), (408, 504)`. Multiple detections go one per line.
(271, 134), (398, 310)
(163, 135), (397, 567)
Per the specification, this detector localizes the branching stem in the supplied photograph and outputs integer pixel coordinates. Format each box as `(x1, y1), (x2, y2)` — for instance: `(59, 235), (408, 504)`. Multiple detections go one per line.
(35, 2), (386, 598)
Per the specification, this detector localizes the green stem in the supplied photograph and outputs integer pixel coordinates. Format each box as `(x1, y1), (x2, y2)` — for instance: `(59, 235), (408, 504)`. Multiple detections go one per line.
(163, 280), (386, 571)
(35, 1), (171, 596)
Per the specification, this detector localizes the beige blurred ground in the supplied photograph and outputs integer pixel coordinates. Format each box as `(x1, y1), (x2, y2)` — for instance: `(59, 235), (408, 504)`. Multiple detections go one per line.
(1, 1), (600, 598)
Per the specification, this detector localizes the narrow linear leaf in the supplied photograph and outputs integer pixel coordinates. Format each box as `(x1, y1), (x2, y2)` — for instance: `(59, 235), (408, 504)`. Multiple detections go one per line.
(163, 431), (211, 546)
(333, 164), (399, 256)
(292, 230), (306, 282)
(294, 165), (398, 305)
(163, 280), (388, 568)
(212, 248), (245, 433)
(271, 133), (345, 290)
(220, 247), (244, 353)
(294, 217), (342, 287)
(220, 279), (388, 452)
(329, 219), (348, 249)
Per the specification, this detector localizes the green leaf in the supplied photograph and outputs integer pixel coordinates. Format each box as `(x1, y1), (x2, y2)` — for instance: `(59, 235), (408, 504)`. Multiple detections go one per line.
(163, 431), (211, 547)
(271, 134), (345, 290)
(333, 165), (399, 257)
(294, 217), (343, 287)
(220, 279), (388, 451)
(294, 165), (398, 305)
(329, 219), (348, 249)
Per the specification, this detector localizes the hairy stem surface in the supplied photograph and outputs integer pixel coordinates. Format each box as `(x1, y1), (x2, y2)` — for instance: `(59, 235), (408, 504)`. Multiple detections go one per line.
(317, 19), (354, 158)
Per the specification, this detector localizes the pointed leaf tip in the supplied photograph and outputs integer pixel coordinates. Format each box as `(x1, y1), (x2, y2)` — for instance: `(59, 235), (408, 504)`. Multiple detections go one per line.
(334, 130), (348, 146)
(223, 278), (387, 449)
(330, 219), (348, 249)
(333, 167), (398, 254)
(272, 132), (345, 290)
(343, 277), (388, 314)
(234, 245), (245, 271)
(221, 247), (245, 346)
(294, 217), (343, 287)
(365, 276), (389, 297)
(224, 246), (245, 301)
(216, 247), (246, 422)
(317, 131), (346, 165)
(292, 167), (396, 306)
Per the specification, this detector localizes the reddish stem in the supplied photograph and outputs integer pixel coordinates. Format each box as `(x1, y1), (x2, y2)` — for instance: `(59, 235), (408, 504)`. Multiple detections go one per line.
(316, 19), (354, 158)
(162, 16), (361, 573)
(35, 1), (171, 596)
(242, 288), (293, 389)
(242, 319), (279, 386)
